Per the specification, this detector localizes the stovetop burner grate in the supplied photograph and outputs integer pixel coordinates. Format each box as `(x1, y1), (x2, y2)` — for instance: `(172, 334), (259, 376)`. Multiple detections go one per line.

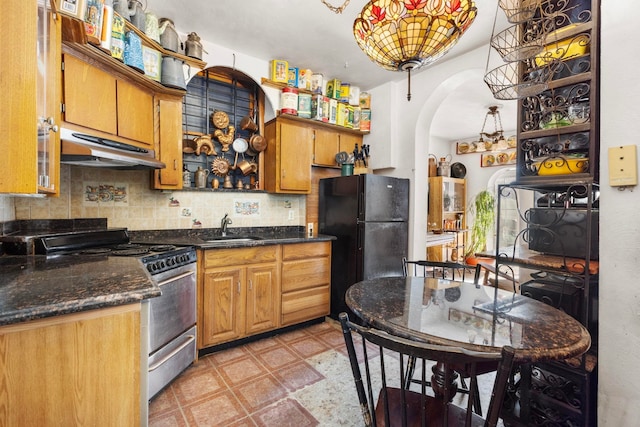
(79, 247), (112, 255)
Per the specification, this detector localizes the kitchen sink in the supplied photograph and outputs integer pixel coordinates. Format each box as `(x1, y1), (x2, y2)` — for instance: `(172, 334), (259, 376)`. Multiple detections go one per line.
(202, 235), (263, 243)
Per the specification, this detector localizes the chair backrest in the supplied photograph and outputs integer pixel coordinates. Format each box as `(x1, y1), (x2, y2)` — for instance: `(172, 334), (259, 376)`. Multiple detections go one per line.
(339, 312), (516, 427)
(402, 257), (480, 283)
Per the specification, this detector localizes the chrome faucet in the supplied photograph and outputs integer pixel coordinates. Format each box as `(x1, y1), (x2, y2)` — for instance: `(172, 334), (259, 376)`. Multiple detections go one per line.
(221, 213), (232, 236)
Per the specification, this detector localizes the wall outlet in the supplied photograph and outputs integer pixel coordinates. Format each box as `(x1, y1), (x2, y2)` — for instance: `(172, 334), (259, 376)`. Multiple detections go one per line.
(307, 222), (314, 237)
(288, 210), (295, 220)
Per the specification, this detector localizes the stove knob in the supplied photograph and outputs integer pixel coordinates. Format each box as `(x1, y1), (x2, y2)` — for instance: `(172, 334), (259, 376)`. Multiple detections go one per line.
(167, 257), (176, 266)
(147, 264), (154, 273)
(159, 261), (165, 269)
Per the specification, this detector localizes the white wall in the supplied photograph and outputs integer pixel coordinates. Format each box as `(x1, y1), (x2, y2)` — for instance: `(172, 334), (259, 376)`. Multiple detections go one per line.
(598, 1), (640, 424)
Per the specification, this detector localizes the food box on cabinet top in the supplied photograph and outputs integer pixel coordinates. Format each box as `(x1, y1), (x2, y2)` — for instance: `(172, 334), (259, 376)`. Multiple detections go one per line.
(288, 67), (299, 87)
(352, 106), (361, 130)
(349, 86), (361, 106)
(328, 98), (338, 124)
(360, 109), (371, 132)
(339, 83), (351, 103)
(84, 0), (105, 45)
(298, 69), (313, 91)
(298, 93), (312, 119)
(326, 78), (341, 99)
(311, 73), (324, 94)
(110, 12), (125, 61)
(271, 59), (289, 83)
(311, 95), (329, 122)
(359, 92), (371, 109)
(337, 102), (350, 127)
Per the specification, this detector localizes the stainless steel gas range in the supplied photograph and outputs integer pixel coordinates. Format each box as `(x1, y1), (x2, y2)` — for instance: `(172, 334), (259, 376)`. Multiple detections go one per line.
(35, 229), (197, 413)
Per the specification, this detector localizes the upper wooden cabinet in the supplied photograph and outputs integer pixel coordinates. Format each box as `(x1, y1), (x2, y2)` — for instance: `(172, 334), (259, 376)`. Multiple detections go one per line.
(62, 54), (154, 149)
(153, 97), (183, 189)
(312, 127), (362, 167)
(264, 116), (313, 194)
(0, 0), (60, 195)
(264, 115), (366, 193)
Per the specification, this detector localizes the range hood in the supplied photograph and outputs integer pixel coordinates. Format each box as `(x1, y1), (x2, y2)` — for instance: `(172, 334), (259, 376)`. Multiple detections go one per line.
(60, 128), (166, 169)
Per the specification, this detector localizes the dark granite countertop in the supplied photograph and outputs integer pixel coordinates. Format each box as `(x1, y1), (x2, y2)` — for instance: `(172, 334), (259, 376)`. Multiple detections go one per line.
(128, 227), (336, 249)
(0, 222), (335, 328)
(0, 254), (159, 326)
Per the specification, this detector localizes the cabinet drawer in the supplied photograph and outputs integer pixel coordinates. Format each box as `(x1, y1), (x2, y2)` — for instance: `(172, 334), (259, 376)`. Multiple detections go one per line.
(282, 242), (331, 260)
(202, 246), (278, 268)
(282, 285), (330, 325)
(282, 257), (330, 292)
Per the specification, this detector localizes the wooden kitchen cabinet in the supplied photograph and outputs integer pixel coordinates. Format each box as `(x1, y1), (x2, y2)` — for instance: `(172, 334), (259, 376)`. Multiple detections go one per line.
(198, 246), (280, 348)
(264, 116), (313, 193)
(0, 304), (141, 426)
(153, 96), (184, 189)
(312, 126), (362, 167)
(281, 242), (331, 326)
(427, 176), (466, 262)
(62, 54), (154, 149)
(0, 0), (60, 195)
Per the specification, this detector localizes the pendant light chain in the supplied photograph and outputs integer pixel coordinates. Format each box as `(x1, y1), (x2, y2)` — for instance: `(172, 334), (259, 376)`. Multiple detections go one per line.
(322, 0), (350, 14)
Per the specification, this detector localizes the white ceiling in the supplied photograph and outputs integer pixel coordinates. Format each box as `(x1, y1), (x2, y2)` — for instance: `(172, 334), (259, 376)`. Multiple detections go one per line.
(145, 0), (516, 141)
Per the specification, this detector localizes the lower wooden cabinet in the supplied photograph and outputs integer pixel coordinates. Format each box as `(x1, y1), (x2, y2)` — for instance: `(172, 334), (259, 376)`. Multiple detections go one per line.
(0, 304), (141, 426)
(281, 242), (331, 326)
(198, 246), (280, 348)
(197, 242), (332, 349)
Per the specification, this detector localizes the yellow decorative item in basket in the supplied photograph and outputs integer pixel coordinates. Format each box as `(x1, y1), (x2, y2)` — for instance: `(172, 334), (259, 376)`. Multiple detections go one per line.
(535, 157), (589, 176)
(535, 35), (590, 66)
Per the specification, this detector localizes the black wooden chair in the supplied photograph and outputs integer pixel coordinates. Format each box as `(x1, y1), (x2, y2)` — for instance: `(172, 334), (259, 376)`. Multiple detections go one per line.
(401, 257), (495, 415)
(402, 258), (480, 283)
(340, 312), (516, 427)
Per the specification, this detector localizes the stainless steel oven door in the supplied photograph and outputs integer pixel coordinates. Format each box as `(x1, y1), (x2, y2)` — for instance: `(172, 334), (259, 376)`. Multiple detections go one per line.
(148, 263), (196, 353)
(148, 325), (196, 399)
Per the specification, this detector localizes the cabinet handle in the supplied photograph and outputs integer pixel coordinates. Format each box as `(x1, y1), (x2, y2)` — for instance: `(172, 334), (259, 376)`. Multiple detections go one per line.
(282, 169), (286, 178)
(249, 279), (253, 291)
(237, 281), (241, 294)
(174, 159), (178, 170)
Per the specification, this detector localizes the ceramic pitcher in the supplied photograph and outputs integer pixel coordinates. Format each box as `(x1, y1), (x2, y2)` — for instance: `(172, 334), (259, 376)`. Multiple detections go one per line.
(158, 18), (180, 52)
(194, 166), (209, 188)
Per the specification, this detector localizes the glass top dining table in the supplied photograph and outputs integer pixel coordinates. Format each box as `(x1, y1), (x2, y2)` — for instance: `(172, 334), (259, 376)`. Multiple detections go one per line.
(345, 276), (591, 363)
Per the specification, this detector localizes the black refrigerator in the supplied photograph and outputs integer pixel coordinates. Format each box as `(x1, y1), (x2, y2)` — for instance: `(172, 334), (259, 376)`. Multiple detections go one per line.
(319, 175), (409, 321)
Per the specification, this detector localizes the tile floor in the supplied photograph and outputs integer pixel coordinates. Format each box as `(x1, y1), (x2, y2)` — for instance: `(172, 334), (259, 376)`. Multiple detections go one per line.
(148, 319), (500, 427)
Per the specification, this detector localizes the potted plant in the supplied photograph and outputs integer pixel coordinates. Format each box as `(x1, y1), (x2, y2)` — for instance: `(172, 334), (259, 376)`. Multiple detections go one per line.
(464, 190), (496, 265)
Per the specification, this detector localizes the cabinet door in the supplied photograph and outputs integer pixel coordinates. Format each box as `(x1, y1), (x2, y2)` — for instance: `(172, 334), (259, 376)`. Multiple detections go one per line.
(0, 305), (141, 426)
(154, 97), (182, 188)
(338, 132), (362, 158)
(279, 121), (312, 192)
(313, 127), (339, 166)
(200, 267), (245, 347)
(245, 264), (279, 335)
(1, 0), (60, 195)
(63, 55), (117, 135)
(116, 80), (154, 146)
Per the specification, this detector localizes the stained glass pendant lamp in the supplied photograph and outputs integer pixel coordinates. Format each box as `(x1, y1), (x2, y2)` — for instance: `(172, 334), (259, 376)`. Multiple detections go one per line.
(353, 0), (477, 101)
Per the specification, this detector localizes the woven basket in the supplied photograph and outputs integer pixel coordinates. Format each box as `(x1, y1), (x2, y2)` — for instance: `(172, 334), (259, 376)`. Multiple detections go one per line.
(498, 0), (541, 24)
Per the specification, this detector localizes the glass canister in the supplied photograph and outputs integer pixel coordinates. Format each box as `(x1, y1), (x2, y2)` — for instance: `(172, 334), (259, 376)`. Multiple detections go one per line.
(437, 155), (452, 177)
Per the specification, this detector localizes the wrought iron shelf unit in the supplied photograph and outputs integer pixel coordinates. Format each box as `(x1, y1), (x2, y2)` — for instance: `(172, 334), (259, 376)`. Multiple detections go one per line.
(514, 0), (599, 185)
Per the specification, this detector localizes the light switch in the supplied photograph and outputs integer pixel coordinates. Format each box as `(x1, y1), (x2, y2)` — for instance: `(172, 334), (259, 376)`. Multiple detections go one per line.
(609, 145), (638, 187)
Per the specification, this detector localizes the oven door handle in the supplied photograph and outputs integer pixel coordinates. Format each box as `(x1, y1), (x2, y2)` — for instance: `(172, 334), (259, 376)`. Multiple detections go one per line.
(155, 270), (195, 287)
(149, 334), (196, 372)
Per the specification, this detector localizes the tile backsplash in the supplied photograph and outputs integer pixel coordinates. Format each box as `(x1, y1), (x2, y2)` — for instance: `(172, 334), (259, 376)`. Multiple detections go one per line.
(0, 195), (15, 222)
(12, 166), (305, 230)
